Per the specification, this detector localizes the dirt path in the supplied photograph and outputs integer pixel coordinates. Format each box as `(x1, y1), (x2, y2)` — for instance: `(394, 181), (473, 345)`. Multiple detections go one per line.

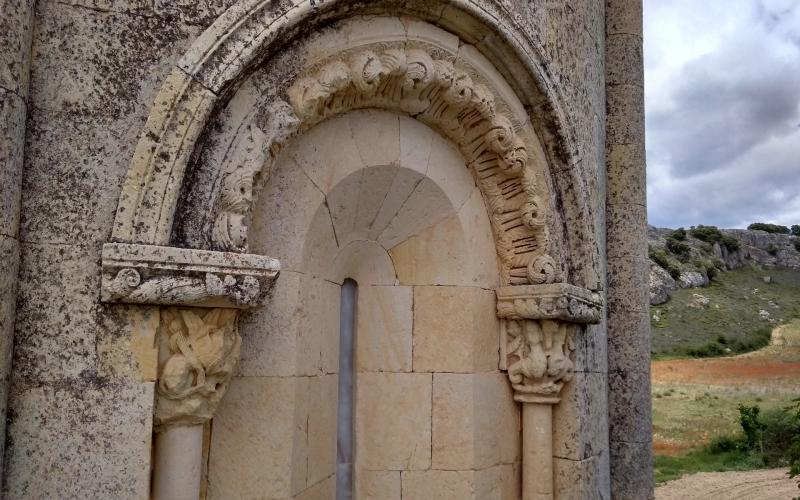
(655, 468), (798, 499)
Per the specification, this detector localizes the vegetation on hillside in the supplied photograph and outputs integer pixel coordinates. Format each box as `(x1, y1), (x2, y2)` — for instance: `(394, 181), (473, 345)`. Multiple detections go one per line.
(651, 267), (800, 358)
(748, 222), (791, 234)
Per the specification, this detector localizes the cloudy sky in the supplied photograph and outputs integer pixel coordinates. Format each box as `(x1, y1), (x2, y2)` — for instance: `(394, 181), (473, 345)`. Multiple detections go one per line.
(644, 0), (800, 229)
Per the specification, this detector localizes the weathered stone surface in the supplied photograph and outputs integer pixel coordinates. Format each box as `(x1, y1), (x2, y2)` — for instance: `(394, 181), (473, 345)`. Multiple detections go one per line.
(607, 309), (651, 374)
(609, 441), (654, 500)
(390, 187), (501, 288)
(3, 379), (154, 499)
(0, 88), (24, 238)
(356, 470), (401, 500)
(608, 369), (653, 444)
(432, 373), (519, 469)
(553, 372), (609, 461)
(12, 243), (100, 382)
(237, 271), (339, 377)
(554, 455), (605, 500)
(208, 376), (310, 499)
(402, 465), (516, 500)
(356, 285), (413, 373)
(0, 0), (34, 98)
(356, 372), (431, 470)
(413, 286), (499, 373)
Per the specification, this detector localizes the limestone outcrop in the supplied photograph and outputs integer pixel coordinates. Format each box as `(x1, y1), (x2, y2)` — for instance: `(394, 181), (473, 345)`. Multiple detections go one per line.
(648, 226), (800, 304)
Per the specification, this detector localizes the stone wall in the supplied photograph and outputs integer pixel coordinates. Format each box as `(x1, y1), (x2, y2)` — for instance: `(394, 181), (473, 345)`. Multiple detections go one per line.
(0, 1), (650, 498)
(0, 0), (34, 481)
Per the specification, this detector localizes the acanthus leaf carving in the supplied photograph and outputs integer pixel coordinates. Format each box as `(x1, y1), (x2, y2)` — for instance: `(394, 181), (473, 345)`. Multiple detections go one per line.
(496, 283), (603, 403)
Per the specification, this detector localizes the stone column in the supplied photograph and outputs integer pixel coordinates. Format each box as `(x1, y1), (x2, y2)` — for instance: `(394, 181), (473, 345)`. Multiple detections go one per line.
(0, 0), (34, 478)
(151, 307), (241, 500)
(605, 0), (653, 498)
(496, 284), (603, 500)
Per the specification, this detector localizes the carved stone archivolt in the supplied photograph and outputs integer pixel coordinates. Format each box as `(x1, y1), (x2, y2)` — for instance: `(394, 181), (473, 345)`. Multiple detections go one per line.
(286, 46), (558, 285)
(155, 307), (241, 429)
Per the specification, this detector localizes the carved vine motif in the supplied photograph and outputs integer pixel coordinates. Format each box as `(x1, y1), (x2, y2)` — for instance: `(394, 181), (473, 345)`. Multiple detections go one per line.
(285, 46), (559, 285)
(504, 319), (575, 403)
(104, 268), (262, 307)
(155, 307), (241, 429)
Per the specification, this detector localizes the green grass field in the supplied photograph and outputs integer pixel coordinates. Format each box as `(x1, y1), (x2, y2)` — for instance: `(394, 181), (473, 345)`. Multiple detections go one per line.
(651, 267), (800, 358)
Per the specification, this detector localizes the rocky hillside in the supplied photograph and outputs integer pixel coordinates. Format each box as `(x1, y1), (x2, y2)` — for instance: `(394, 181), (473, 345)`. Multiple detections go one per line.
(649, 226), (800, 305)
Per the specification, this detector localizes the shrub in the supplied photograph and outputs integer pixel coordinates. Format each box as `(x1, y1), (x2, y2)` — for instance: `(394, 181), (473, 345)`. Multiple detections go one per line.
(690, 225), (724, 243)
(666, 237), (691, 259)
(671, 227), (687, 241)
(649, 247), (682, 279)
(761, 406), (800, 466)
(794, 238), (800, 252)
(748, 222), (790, 234)
(767, 244), (778, 256)
(792, 225), (800, 237)
(738, 404), (766, 451)
(721, 234), (741, 252)
(707, 434), (743, 454)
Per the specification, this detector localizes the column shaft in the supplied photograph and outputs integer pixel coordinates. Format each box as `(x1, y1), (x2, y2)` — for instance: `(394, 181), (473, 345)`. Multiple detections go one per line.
(152, 425), (204, 500)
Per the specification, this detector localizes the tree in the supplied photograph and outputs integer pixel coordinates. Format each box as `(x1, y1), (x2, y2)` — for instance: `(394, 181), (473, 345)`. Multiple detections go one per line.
(791, 225), (800, 236)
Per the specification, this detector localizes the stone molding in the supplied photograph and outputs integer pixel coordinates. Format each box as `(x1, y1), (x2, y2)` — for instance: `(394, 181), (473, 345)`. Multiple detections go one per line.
(101, 243), (280, 308)
(496, 283), (603, 403)
(285, 45), (556, 285)
(155, 307), (241, 429)
(107, 0), (602, 290)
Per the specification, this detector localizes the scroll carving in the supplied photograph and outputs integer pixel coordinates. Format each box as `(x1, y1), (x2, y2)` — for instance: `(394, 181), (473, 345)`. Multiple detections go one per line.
(285, 46), (557, 285)
(155, 307), (241, 429)
(100, 243), (280, 309)
(104, 268), (261, 307)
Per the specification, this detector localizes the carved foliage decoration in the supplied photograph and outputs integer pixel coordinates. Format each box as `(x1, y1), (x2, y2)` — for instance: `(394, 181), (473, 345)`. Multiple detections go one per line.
(155, 307), (241, 429)
(496, 283), (603, 403)
(211, 100), (300, 252)
(503, 319), (575, 403)
(284, 46), (559, 285)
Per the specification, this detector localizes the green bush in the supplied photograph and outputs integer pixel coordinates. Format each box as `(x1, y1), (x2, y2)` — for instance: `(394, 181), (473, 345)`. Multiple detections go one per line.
(721, 234), (741, 252)
(690, 225), (724, 243)
(748, 222), (790, 234)
(649, 246), (682, 279)
(666, 237), (691, 259)
(671, 227), (687, 240)
(793, 238), (800, 252)
(792, 225), (800, 237)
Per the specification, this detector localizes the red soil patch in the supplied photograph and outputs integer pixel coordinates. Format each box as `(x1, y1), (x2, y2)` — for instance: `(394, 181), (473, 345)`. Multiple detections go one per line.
(653, 439), (691, 456)
(652, 356), (800, 386)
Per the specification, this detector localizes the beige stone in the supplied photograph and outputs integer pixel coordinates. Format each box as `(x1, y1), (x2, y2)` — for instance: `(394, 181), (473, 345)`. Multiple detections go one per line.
(349, 109), (401, 169)
(356, 372), (431, 470)
(432, 373), (519, 470)
(286, 114), (364, 194)
(330, 240), (396, 286)
(237, 272), (339, 377)
(390, 187), (501, 287)
(356, 285), (413, 373)
(304, 374), (338, 487)
(207, 376), (307, 499)
(356, 470), (402, 500)
(399, 114), (435, 175)
(294, 474), (335, 500)
(402, 466), (512, 500)
(413, 286), (499, 373)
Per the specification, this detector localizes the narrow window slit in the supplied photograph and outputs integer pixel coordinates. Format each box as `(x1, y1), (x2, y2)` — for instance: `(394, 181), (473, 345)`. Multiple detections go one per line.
(336, 279), (357, 500)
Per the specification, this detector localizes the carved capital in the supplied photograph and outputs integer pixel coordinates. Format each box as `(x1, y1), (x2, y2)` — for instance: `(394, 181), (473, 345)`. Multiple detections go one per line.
(101, 243), (280, 308)
(154, 307), (241, 430)
(496, 283), (603, 403)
